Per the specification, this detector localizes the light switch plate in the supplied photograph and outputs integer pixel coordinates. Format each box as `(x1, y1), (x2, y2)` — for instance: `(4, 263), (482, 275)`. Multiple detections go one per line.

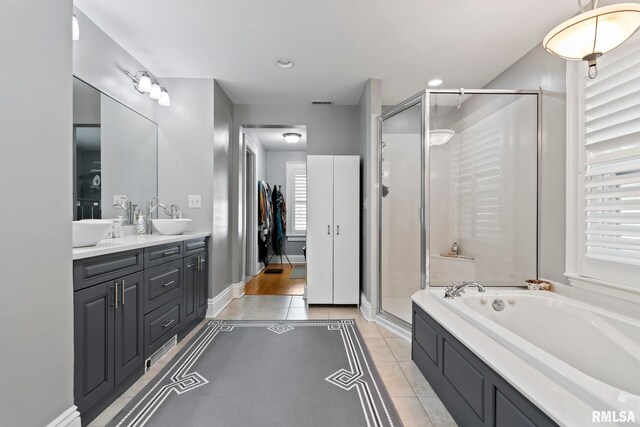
(113, 195), (128, 205)
(188, 195), (202, 209)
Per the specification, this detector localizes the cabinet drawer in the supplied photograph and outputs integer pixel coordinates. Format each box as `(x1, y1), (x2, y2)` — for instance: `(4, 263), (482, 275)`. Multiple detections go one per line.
(144, 260), (182, 314)
(145, 299), (181, 357)
(144, 242), (183, 268)
(74, 250), (143, 291)
(184, 238), (207, 256)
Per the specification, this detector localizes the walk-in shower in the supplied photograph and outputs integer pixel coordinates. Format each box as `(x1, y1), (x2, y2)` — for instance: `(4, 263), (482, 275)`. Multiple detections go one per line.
(378, 89), (541, 327)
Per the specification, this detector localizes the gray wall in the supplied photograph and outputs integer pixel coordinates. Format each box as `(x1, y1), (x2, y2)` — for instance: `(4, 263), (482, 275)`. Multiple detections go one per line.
(266, 150), (307, 256)
(0, 0), (75, 425)
(482, 45), (567, 284)
(359, 79), (383, 302)
(73, 8), (157, 122)
(213, 82), (235, 295)
(156, 78), (217, 295)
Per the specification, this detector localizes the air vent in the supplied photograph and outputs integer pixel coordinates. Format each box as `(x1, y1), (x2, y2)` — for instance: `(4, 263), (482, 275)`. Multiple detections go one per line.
(311, 100), (333, 105)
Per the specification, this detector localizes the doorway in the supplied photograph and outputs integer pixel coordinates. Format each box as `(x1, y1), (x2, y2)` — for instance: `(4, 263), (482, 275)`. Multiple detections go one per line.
(241, 125), (308, 296)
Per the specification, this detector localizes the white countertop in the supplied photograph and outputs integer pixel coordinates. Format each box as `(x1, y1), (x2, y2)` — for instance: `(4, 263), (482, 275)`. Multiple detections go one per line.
(73, 232), (211, 260)
(412, 289), (595, 427)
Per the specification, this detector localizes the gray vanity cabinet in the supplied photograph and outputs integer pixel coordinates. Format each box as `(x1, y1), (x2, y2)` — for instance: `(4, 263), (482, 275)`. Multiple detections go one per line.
(182, 251), (207, 325)
(74, 271), (143, 414)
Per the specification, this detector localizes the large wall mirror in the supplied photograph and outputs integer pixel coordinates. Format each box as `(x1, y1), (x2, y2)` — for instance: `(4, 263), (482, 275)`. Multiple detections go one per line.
(73, 77), (158, 220)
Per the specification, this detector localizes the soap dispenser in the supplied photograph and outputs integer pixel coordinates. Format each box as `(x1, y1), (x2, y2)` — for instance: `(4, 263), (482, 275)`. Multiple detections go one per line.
(452, 241), (459, 256)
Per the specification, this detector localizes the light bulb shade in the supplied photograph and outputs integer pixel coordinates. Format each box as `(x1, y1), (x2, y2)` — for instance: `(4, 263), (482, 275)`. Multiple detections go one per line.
(72, 14), (80, 41)
(283, 132), (302, 143)
(149, 81), (162, 99)
(543, 4), (640, 61)
(158, 88), (170, 106)
(137, 72), (152, 93)
(429, 129), (454, 146)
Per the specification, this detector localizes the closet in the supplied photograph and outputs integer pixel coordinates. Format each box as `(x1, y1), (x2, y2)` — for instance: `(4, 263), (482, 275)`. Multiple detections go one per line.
(307, 155), (360, 305)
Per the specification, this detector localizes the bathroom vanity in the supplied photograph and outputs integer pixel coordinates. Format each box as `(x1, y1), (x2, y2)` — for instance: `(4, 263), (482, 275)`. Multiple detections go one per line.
(72, 233), (210, 423)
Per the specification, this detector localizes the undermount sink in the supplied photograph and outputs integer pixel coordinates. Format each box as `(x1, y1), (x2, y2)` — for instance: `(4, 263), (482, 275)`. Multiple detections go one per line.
(73, 220), (113, 248)
(152, 218), (192, 235)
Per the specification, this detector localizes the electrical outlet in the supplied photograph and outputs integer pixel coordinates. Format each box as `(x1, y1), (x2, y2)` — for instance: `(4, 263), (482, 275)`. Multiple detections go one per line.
(113, 195), (128, 205)
(188, 195), (202, 209)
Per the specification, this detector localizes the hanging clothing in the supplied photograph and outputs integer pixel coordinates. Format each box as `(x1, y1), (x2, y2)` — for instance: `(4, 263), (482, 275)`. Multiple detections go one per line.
(271, 185), (287, 256)
(258, 181), (273, 264)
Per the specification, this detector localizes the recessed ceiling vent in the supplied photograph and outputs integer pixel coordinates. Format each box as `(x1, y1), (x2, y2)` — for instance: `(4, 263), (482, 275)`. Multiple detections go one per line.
(311, 100), (333, 105)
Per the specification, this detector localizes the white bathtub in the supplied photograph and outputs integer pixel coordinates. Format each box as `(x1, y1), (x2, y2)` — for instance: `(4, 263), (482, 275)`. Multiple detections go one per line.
(413, 288), (640, 425)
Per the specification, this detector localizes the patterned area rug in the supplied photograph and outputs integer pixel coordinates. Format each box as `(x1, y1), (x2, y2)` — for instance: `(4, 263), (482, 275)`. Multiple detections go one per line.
(108, 320), (402, 427)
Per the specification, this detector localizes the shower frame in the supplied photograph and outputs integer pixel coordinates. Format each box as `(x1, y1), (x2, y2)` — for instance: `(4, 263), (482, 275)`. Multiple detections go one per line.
(376, 88), (542, 329)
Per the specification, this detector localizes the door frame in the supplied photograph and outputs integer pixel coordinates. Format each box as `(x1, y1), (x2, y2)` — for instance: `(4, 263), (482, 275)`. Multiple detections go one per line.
(242, 132), (260, 278)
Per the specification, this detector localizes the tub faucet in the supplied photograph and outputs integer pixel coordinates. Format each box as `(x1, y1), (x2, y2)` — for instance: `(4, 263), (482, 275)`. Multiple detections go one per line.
(444, 281), (486, 299)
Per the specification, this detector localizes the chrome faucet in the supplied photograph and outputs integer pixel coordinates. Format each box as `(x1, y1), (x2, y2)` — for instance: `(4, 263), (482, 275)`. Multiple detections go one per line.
(112, 200), (137, 225)
(444, 281), (486, 299)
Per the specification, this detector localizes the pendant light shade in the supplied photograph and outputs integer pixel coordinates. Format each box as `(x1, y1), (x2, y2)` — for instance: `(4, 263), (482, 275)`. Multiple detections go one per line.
(158, 88), (171, 106)
(429, 129), (455, 146)
(72, 14), (80, 41)
(543, 3), (640, 77)
(149, 81), (162, 100)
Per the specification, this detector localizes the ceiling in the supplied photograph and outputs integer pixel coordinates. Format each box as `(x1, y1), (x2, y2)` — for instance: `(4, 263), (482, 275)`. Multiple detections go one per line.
(244, 126), (307, 151)
(75, 0), (605, 105)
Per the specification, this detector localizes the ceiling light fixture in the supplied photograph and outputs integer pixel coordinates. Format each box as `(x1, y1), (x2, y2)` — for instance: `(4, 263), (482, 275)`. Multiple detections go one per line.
(149, 80), (162, 100)
(275, 58), (295, 69)
(123, 70), (170, 107)
(72, 14), (80, 41)
(543, 1), (640, 78)
(283, 132), (302, 144)
(427, 78), (443, 87)
(429, 95), (455, 146)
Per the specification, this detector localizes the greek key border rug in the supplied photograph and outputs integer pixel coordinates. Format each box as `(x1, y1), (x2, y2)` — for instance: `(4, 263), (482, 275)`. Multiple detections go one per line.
(108, 320), (402, 427)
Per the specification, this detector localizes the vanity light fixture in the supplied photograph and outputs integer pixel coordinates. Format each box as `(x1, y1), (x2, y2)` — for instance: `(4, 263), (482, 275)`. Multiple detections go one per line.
(543, 0), (640, 78)
(427, 78), (443, 87)
(123, 70), (170, 106)
(149, 80), (162, 100)
(283, 132), (302, 144)
(72, 14), (80, 41)
(275, 58), (295, 69)
(158, 88), (171, 107)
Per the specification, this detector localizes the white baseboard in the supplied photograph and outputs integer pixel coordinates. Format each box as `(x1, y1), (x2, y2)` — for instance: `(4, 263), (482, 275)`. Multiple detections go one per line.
(206, 285), (234, 318)
(232, 281), (245, 298)
(375, 315), (411, 341)
(360, 292), (373, 321)
(269, 255), (306, 264)
(46, 406), (81, 427)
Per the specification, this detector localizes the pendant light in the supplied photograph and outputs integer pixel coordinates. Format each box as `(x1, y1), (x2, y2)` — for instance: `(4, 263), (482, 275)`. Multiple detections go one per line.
(543, 1), (640, 78)
(429, 96), (454, 146)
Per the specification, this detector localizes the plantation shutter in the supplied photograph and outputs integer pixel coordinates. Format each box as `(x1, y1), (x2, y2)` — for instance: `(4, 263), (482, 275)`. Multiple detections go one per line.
(582, 39), (640, 267)
(286, 162), (307, 235)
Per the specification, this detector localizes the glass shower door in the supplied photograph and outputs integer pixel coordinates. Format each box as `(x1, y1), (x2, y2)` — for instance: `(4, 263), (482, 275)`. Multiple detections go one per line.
(379, 97), (425, 325)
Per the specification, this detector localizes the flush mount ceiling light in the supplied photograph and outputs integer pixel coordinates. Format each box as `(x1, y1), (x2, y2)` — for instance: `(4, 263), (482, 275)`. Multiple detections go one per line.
(429, 95), (455, 146)
(72, 14), (80, 41)
(427, 78), (443, 87)
(123, 70), (170, 106)
(543, 1), (640, 78)
(275, 58), (295, 69)
(283, 132), (302, 143)
(149, 80), (162, 100)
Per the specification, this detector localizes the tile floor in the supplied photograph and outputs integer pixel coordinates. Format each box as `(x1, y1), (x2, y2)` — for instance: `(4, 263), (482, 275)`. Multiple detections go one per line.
(89, 295), (456, 427)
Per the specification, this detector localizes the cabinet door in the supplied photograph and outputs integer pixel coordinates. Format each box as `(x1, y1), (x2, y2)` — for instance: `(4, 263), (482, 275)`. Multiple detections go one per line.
(333, 156), (360, 304)
(196, 253), (208, 316)
(74, 282), (115, 413)
(307, 155), (335, 304)
(114, 272), (144, 385)
(182, 255), (198, 324)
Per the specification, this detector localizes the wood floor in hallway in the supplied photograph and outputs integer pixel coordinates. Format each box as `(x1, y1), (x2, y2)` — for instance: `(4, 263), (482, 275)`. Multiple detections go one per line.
(243, 263), (305, 296)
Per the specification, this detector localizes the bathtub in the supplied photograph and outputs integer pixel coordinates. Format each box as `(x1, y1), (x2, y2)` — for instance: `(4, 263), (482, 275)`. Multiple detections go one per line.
(412, 288), (640, 425)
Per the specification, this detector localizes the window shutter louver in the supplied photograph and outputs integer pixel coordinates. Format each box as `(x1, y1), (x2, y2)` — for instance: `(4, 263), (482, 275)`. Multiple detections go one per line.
(583, 41), (640, 267)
